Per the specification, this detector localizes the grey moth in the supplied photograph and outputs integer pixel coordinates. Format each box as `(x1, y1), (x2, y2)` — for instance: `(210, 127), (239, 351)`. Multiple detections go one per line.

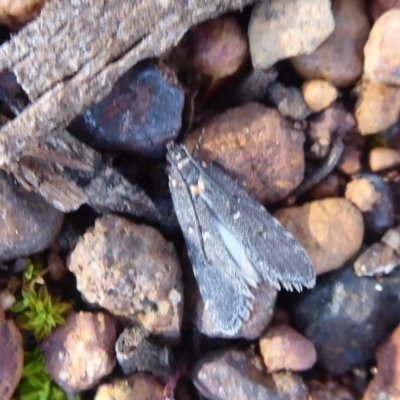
(167, 142), (316, 334)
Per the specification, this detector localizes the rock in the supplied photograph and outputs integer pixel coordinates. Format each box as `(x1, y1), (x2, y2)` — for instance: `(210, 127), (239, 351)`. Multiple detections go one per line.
(193, 348), (308, 400)
(0, 170), (64, 262)
(40, 311), (116, 393)
(248, 0), (334, 69)
(301, 80), (339, 113)
(70, 62), (184, 158)
(364, 9), (400, 85)
(266, 82), (311, 120)
(337, 146), (362, 175)
(306, 380), (355, 400)
(189, 277), (277, 339)
(115, 325), (172, 383)
(363, 323), (400, 400)
(186, 15), (248, 79)
(274, 198), (364, 275)
(291, 0), (370, 87)
(306, 103), (356, 159)
(0, 311), (23, 400)
(345, 175), (394, 235)
(307, 173), (341, 201)
(292, 263), (400, 374)
(369, 0), (400, 21)
(369, 147), (400, 171)
(382, 225), (400, 253)
(95, 373), (164, 400)
(355, 81), (400, 135)
(259, 325), (317, 372)
(0, 0), (46, 30)
(47, 252), (68, 281)
(354, 242), (400, 277)
(184, 103), (306, 204)
(68, 215), (183, 340)
(233, 68), (278, 104)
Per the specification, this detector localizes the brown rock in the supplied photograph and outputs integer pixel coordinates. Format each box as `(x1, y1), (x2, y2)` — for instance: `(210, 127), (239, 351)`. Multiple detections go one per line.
(369, 0), (400, 21)
(41, 311), (116, 393)
(259, 325), (317, 372)
(0, 170), (64, 261)
(95, 373), (164, 400)
(307, 379), (355, 400)
(186, 15), (248, 79)
(345, 178), (382, 212)
(307, 173), (341, 200)
(249, 0), (334, 69)
(193, 349), (308, 400)
(302, 80), (339, 113)
(369, 147), (400, 171)
(0, 0), (46, 30)
(184, 103), (306, 204)
(364, 9), (400, 85)
(68, 215), (183, 340)
(0, 311), (23, 400)
(291, 0), (370, 87)
(306, 103), (356, 159)
(337, 146), (362, 175)
(355, 81), (400, 135)
(274, 198), (364, 275)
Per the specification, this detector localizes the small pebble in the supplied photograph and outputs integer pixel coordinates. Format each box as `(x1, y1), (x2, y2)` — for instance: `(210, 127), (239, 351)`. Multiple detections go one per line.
(369, 147), (400, 171)
(355, 81), (400, 135)
(193, 349), (308, 400)
(345, 178), (382, 212)
(95, 373), (164, 400)
(0, 170), (64, 261)
(291, 0), (370, 87)
(186, 15), (248, 79)
(41, 311), (116, 393)
(68, 215), (183, 340)
(307, 173), (341, 201)
(274, 198), (364, 275)
(266, 82), (311, 120)
(302, 79), (338, 113)
(259, 325), (317, 372)
(364, 9), (400, 85)
(0, 311), (23, 400)
(184, 103), (306, 204)
(249, 0), (334, 69)
(382, 225), (400, 253)
(337, 146), (362, 175)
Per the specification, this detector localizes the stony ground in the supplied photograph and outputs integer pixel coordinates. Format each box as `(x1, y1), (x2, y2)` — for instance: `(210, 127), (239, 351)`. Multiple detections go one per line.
(1, 0), (400, 399)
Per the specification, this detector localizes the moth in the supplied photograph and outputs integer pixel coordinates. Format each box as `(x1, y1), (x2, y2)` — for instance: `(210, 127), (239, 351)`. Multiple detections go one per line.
(167, 142), (316, 334)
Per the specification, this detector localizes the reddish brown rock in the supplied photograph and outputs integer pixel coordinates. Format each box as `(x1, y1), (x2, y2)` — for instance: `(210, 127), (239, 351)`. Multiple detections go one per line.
(364, 9), (400, 85)
(274, 198), (364, 275)
(95, 373), (164, 400)
(259, 325), (317, 372)
(249, 0), (334, 69)
(0, 0), (46, 30)
(41, 311), (116, 393)
(307, 173), (341, 201)
(369, 147), (400, 171)
(355, 81), (400, 135)
(0, 170), (64, 261)
(369, 0), (400, 21)
(186, 15), (248, 79)
(193, 349), (308, 400)
(302, 80), (338, 113)
(291, 0), (370, 87)
(184, 103), (306, 204)
(0, 310), (23, 400)
(68, 215), (183, 340)
(337, 146), (362, 175)
(307, 380), (355, 400)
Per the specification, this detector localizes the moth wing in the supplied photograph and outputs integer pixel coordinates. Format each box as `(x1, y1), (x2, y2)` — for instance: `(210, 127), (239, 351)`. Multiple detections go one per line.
(200, 162), (316, 291)
(168, 158), (253, 334)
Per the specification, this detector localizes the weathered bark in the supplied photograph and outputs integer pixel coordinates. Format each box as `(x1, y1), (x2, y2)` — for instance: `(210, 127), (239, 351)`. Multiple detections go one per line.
(0, 0), (255, 169)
